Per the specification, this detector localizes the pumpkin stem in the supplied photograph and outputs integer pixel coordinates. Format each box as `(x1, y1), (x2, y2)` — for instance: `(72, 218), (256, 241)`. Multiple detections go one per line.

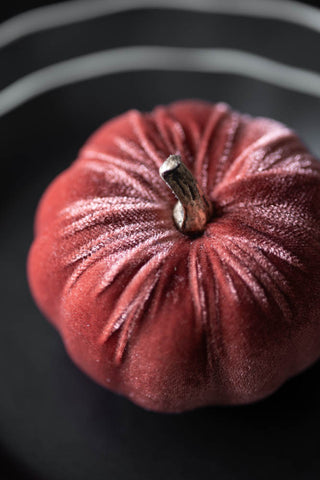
(159, 155), (213, 235)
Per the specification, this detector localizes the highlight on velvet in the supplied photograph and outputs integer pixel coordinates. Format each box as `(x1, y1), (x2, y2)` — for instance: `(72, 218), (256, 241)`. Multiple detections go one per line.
(27, 100), (320, 412)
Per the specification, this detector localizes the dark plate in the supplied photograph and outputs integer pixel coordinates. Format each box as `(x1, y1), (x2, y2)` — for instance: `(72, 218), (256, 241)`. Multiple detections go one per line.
(1, 2), (320, 479)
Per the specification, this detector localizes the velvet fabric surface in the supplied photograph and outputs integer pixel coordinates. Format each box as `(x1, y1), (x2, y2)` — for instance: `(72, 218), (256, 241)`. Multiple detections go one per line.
(28, 100), (320, 412)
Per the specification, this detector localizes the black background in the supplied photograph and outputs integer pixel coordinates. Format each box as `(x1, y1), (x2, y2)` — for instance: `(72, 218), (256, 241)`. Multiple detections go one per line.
(1, 1), (320, 479)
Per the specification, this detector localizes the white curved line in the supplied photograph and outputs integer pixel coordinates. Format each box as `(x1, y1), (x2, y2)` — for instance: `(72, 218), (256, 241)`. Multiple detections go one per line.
(0, 46), (319, 117)
(0, 0), (320, 50)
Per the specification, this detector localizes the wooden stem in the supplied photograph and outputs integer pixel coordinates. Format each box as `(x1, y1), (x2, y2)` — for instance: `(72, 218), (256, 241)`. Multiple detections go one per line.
(159, 155), (212, 235)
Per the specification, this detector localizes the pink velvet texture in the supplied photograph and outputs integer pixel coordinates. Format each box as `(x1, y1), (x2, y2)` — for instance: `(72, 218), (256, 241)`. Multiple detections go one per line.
(28, 100), (320, 412)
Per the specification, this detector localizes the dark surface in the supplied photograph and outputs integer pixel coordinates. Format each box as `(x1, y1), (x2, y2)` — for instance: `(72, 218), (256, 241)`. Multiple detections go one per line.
(1, 1), (320, 479)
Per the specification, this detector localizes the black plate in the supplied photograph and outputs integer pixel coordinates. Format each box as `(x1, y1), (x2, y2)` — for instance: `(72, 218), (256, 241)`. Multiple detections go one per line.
(1, 3), (320, 479)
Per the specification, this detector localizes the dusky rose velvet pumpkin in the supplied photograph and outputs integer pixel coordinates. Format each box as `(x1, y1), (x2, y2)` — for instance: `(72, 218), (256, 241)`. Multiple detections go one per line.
(28, 100), (320, 412)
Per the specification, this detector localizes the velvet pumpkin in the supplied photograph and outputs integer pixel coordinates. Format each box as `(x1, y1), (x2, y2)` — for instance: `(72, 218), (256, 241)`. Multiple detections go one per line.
(28, 100), (320, 412)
